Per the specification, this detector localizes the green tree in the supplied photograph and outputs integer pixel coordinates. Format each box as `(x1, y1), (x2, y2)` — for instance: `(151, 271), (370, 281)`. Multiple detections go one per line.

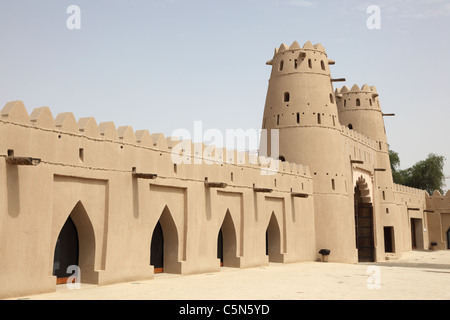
(389, 150), (446, 195)
(389, 150), (405, 185)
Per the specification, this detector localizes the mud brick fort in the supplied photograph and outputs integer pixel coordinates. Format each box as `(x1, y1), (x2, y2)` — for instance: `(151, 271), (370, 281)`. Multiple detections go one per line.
(1, 40), (449, 298)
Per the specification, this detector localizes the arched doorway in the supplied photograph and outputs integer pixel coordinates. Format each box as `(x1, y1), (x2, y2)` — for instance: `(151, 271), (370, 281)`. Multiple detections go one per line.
(266, 212), (282, 262)
(217, 210), (239, 267)
(150, 221), (163, 273)
(150, 206), (180, 274)
(354, 176), (375, 262)
(53, 216), (79, 284)
(52, 201), (96, 284)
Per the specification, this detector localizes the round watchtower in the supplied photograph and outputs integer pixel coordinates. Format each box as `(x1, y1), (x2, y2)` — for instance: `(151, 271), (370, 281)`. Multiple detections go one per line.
(336, 84), (387, 149)
(261, 41), (357, 263)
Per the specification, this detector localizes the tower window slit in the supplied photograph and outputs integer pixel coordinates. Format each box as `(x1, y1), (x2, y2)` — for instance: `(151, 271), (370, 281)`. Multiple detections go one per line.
(296, 112), (300, 124)
(79, 148), (84, 162)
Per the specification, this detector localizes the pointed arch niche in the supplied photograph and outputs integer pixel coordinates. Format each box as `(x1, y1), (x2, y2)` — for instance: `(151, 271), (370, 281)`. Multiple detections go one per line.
(51, 175), (109, 286)
(150, 205), (182, 274)
(217, 209), (240, 267)
(265, 211), (283, 262)
(51, 201), (98, 284)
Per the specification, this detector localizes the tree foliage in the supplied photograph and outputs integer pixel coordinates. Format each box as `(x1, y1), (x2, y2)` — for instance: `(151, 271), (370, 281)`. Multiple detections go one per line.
(389, 150), (446, 195)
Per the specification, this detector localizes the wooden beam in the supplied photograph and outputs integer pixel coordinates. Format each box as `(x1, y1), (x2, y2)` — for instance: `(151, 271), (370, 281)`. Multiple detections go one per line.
(132, 173), (157, 179)
(331, 78), (346, 82)
(291, 192), (309, 198)
(253, 187), (273, 193)
(5, 156), (41, 166)
(382, 113), (395, 117)
(205, 182), (227, 188)
(407, 207), (420, 211)
(351, 160), (364, 164)
(374, 168), (386, 172)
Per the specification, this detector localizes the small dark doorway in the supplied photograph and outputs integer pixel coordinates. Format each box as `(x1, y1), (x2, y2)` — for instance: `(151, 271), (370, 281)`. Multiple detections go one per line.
(53, 216), (79, 284)
(411, 219), (417, 249)
(150, 221), (164, 273)
(384, 226), (395, 253)
(217, 229), (223, 266)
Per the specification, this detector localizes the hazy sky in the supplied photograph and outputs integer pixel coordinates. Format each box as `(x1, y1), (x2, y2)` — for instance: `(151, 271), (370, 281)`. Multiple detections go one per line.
(1, 0), (449, 189)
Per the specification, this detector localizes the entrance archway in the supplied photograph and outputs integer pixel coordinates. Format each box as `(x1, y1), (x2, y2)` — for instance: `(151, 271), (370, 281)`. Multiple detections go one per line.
(53, 216), (79, 284)
(217, 210), (239, 267)
(354, 177), (375, 262)
(52, 201), (96, 284)
(266, 212), (282, 262)
(150, 206), (180, 274)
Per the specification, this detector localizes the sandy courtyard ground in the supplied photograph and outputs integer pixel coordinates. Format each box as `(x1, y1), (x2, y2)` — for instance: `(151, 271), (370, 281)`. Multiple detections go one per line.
(7, 250), (450, 300)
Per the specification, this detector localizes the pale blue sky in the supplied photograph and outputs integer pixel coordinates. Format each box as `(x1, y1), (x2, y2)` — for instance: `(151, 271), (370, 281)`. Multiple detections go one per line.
(1, 0), (449, 189)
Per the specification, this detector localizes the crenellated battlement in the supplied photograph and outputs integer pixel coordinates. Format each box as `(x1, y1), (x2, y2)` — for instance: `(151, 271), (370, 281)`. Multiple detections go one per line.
(336, 84), (380, 111)
(393, 183), (427, 197)
(339, 124), (378, 150)
(0, 101), (312, 186)
(273, 40), (326, 57)
(266, 41), (334, 73)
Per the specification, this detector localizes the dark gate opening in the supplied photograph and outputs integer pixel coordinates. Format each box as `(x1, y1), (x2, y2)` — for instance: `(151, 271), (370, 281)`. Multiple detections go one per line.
(150, 221), (164, 273)
(53, 216), (79, 284)
(354, 186), (375, 262)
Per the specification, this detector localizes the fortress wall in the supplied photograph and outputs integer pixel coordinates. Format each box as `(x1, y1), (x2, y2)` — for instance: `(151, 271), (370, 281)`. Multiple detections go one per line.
(425, 190), (450, 250)
(340, 125), (378, 170)
(0, 101), (314, 298)
(393, 184), (428, 252)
